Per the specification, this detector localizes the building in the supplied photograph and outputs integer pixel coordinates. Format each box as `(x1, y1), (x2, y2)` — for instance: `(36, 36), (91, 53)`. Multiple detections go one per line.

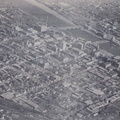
(41, 25), (48, 32)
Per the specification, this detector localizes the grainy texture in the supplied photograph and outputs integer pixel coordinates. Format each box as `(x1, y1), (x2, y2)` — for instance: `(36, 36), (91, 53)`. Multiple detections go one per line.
(0, 0), (120, 120)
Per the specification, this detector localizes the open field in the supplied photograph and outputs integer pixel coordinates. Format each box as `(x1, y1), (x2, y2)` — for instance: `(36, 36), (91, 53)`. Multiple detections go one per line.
(1, 0), (72, 28)
(25, 0), (75, 26)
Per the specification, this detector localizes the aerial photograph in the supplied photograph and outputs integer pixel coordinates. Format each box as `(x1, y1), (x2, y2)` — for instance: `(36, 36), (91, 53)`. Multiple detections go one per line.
(0, 0), (120, 120)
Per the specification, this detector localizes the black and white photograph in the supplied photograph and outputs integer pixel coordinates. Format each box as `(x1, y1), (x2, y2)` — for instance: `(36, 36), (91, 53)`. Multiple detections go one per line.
(0, 0), (120, 120)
